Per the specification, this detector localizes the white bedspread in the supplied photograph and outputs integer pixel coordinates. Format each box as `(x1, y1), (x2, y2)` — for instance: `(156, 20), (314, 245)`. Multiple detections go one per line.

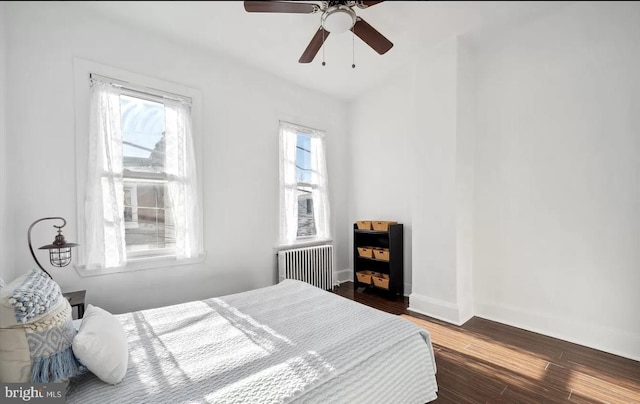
(67, 279), (438, 403)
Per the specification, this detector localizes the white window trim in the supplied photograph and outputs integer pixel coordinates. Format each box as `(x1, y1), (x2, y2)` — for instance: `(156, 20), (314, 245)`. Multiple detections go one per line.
(75, 253), (206, 278)
(73, 58), (205, 276)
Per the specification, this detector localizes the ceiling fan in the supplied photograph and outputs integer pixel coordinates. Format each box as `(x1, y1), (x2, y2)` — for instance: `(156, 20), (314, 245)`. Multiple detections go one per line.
(243, 1), (392, 64)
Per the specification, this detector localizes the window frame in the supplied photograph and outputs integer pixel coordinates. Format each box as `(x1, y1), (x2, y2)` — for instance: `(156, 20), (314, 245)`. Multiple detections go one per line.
(72, 58), (205, 277)
(278, 121), (331, 248)
(294, 133), (318, 240)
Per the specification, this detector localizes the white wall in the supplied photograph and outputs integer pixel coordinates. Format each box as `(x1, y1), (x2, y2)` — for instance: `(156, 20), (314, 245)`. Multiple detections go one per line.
(349, 64), (415, 293)
(409, 40), (460, 319)
(407, 39), (476, 325)
(3, 2), (350, 313)
(350, 38), (476, 323)
(351, 1), (639, 360)
(0, 2), (8, 283)
(473, 1), (640, 360)
(455, 40), (476, 324)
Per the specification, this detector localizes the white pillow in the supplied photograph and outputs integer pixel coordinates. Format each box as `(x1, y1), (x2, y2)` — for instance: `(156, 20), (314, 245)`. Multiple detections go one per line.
(72, 304), (128, 384)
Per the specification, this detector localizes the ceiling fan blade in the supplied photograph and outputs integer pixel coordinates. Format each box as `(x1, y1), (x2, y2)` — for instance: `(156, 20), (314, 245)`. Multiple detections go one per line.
(299, 27), (330, 63)
(244, 1), (319, 14)
(351, 18), (393, 55)
(359, 1), (385, 7)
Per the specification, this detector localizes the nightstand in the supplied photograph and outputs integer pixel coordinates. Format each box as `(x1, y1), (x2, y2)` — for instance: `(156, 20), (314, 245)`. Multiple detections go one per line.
(63, 290), (86, 319)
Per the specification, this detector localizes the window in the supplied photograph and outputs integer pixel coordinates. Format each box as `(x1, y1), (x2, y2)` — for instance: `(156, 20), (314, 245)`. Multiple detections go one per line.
(295, 134), (317, 237)
(120, 95), (174, 257)
(83, 75), (203, 270)
(279, 122), (330, 245)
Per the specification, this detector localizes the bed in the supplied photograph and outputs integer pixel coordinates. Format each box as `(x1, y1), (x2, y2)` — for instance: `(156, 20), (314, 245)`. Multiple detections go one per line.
(66, 279), (438, 403)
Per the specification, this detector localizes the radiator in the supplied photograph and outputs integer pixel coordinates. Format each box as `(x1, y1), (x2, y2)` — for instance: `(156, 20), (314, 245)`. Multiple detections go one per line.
(278, 244), (334, 290)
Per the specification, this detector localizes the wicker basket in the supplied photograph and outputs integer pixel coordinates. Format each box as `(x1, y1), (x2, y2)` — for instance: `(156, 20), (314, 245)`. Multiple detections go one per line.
(371, 221), (398, 231)
(357, 247), (374, 258)
(356, 270), (375, 285)
(356, 221), (372, 230)
(372, 273), (390, 289)
(373, 248), (390, 261)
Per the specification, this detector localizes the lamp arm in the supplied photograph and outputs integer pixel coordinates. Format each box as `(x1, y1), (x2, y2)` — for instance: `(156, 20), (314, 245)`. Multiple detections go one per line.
(27, 217), (66, 279)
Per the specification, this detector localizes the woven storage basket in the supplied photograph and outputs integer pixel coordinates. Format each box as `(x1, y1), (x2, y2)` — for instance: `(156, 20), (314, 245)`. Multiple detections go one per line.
(357, 247), (374, 258)
(373, 248), (390, 261)
(372, 273), (390, 289)
(356, 270), (375, 284)
(371, 221), (398, 231)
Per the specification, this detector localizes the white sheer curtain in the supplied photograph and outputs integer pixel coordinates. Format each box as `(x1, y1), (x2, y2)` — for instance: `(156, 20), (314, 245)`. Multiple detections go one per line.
(279, 121), (330, 245)
(85, 81), (127, 269)
(279, 123), (299, 245)
(84, 78), (203, 270)
(165, 99), (203, 259)
(310, 135), (331, 240)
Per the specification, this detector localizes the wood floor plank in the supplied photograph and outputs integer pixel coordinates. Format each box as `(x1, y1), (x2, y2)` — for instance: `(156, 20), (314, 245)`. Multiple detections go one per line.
(499, 385), (568, 404)
(557, 349), (640, 393)
(332, 282), (640, 403)
(464, 318), (567, 360)
(402, 315), (477, 351)
(435, 349), (509, 401)
(547, 363), (640, 403)
(464, 342), (550, 377)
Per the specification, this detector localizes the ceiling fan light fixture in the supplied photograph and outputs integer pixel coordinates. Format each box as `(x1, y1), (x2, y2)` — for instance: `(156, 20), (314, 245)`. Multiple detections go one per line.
(321, 5), (356, 34)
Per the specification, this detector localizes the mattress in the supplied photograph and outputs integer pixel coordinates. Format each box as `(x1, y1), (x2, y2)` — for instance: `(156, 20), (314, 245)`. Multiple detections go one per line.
(67, 279), (438, 403)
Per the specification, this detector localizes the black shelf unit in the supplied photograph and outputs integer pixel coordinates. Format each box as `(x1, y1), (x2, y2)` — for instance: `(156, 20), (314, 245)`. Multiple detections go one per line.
(353, 223), (404, 296)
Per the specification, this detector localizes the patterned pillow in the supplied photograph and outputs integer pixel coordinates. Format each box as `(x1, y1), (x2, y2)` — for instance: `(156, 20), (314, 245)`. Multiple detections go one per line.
(8, 269), (62, 323)
(0, 269), (85, 383)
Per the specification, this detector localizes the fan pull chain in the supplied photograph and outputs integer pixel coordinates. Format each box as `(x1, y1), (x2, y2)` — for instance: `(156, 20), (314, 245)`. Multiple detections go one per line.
(352, 28), (356, 69)
(322, 28), (326, 67)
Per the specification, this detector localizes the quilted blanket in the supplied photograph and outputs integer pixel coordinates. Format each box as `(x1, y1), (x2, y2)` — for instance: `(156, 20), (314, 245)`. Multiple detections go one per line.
(67, 279), (438, 403)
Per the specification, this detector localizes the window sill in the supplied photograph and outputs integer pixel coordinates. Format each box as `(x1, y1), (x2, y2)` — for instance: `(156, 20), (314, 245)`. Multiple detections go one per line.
(274, 239), (333, 253)
(74, 252), (207, 277)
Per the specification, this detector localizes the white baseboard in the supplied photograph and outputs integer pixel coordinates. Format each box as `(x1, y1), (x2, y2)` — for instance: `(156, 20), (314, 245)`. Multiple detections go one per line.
(476, 301), (640, 362)
(408, 293), (472, 326)
(334, 269), (352, 284)
(404, 282), (412, 297)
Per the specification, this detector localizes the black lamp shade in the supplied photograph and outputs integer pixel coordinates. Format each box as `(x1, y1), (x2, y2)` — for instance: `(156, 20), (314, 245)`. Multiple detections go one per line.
(29, 217), (79, 278)
(39, 243), (79, 267)
(38, 230), (79, 268)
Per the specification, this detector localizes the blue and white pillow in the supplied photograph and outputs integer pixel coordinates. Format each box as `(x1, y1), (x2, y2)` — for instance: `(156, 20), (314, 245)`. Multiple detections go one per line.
(0, 269), (85, 383)
(8, 269), (62, 323)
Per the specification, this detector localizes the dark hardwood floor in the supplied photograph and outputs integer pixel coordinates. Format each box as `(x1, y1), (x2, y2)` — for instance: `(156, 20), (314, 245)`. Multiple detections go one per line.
(333, 282), (640, 404)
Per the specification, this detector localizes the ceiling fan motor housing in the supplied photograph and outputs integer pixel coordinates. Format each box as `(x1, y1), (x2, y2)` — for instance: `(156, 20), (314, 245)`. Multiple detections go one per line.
(322, 5), (356, 33)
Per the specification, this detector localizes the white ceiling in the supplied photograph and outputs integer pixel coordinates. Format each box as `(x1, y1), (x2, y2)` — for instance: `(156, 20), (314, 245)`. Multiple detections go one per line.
(72, 1), (566, 100)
